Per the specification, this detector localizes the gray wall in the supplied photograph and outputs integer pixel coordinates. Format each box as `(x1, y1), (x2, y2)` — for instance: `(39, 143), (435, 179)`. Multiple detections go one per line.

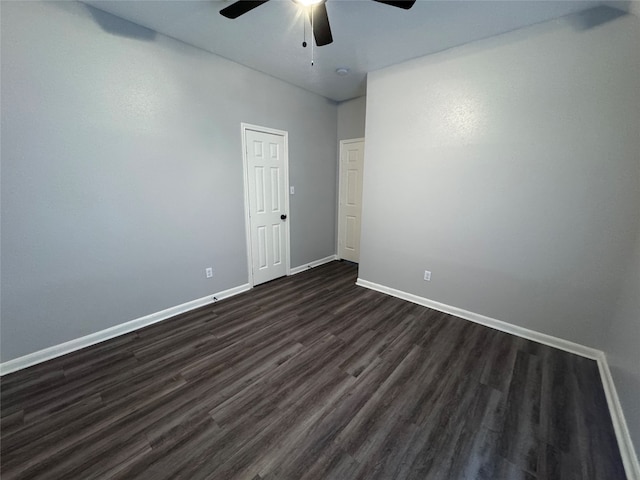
(337, 96), (367, 141)
(359, 11), (640, 350)
(606, 219), (640, 457)
(0, 1), (338, 362)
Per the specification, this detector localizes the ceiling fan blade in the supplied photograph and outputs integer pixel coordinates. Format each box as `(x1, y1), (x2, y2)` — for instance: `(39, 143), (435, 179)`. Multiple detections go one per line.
(371, 0), (416, 9)
(309, 2), (333, 46)
(220, 0), (270, 19)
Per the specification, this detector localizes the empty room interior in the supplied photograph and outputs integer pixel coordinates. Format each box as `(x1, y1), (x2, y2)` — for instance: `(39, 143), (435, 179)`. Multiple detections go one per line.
(1, 0), (639, 479)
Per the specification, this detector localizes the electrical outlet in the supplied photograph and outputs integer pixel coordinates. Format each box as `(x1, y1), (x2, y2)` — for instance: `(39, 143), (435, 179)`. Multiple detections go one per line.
(424, 270), (432, 281)
(205, 267), (213, 278)
(290, 186), (295, 195)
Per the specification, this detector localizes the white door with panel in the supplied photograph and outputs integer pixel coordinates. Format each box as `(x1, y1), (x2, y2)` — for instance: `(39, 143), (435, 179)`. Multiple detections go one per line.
(338, 139), (365, 263)
(245, 128), (289, 285)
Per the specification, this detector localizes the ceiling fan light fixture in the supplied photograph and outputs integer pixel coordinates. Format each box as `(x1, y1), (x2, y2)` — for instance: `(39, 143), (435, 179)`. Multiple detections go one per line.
(295, 0), (325, 6)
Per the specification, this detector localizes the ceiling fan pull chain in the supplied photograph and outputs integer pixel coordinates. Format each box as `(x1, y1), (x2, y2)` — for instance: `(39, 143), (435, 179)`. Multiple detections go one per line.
(302, 12), (307, 48)
(311, 6), (314, 66)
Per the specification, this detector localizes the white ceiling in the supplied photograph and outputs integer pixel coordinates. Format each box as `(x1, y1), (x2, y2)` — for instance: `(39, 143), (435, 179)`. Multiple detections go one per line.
(84, 0), (633, 102)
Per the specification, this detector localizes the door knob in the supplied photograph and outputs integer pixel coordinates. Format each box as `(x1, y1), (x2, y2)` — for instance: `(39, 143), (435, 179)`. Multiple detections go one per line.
(281, 214), (287, 220)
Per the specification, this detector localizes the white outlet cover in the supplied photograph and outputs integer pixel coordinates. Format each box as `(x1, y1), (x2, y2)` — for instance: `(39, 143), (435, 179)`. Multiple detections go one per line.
(290, 186), (295, 195)
(424, 270), (432, 281)
(206, 267), (213, 278)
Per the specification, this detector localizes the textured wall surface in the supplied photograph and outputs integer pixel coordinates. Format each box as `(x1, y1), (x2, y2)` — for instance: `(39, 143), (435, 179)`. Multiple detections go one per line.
(0, 1), (338, 361)
(360, 11), (640, 350)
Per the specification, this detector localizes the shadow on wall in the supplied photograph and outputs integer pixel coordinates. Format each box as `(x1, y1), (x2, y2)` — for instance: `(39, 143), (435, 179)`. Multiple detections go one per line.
(568, 5), (628, 31)
(86, 4), (157, 41)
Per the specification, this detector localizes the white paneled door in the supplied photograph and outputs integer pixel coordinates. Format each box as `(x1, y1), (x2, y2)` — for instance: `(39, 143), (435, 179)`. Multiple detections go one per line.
(338, 138), (365, 263)
(244, 127), (289, 286)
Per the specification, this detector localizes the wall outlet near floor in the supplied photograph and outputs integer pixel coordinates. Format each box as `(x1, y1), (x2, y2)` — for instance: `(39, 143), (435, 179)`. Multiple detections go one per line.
(205, 267), (213, 278)
(423, 270), (432, 281)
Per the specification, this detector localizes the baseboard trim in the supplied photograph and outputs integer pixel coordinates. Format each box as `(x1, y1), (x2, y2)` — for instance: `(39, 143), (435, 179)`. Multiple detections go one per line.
(597, 357), (640, 480)
(356, 277), (639, 480)
(355, 278), (600, 359)
(0, 283), (251, 377)
(0, 257), (341, 376)
(289, 254), (338, 275)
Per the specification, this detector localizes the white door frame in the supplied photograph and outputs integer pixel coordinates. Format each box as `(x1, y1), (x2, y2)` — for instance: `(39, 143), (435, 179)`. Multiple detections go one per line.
(337, 137), (365, 261)
(241, 123), (291, 287)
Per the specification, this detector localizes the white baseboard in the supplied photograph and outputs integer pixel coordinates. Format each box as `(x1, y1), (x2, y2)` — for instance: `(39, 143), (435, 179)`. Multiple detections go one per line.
(1, 256), (341, 374)
(289, 254), (338, 275)
(597, 357), (640, 480)
(0, 283), (251, 377)
(1, 256), (341, 375)
(355, 278), (600, 359)
(356, 277), (640, 480)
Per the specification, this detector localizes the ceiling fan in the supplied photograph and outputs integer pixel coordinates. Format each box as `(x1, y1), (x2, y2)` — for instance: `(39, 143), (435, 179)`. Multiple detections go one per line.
(219, 0), (417, 47)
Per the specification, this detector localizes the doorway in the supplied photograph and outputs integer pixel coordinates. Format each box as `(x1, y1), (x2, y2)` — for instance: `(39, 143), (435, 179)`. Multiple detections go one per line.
(338, 138), (365, 263)
(241, 124), (290, 286)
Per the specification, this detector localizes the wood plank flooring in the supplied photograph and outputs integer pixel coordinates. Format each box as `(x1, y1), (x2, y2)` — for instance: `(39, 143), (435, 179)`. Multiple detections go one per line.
(0, 261), (626, 479)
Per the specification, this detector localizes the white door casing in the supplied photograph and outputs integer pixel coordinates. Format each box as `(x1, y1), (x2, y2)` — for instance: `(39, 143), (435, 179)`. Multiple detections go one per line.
(242, 124), (290, 286)
(338, 138), (365, 263)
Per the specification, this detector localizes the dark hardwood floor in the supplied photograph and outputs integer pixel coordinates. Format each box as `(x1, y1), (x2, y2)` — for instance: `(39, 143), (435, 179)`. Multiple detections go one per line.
(0, 261), (625, 479)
